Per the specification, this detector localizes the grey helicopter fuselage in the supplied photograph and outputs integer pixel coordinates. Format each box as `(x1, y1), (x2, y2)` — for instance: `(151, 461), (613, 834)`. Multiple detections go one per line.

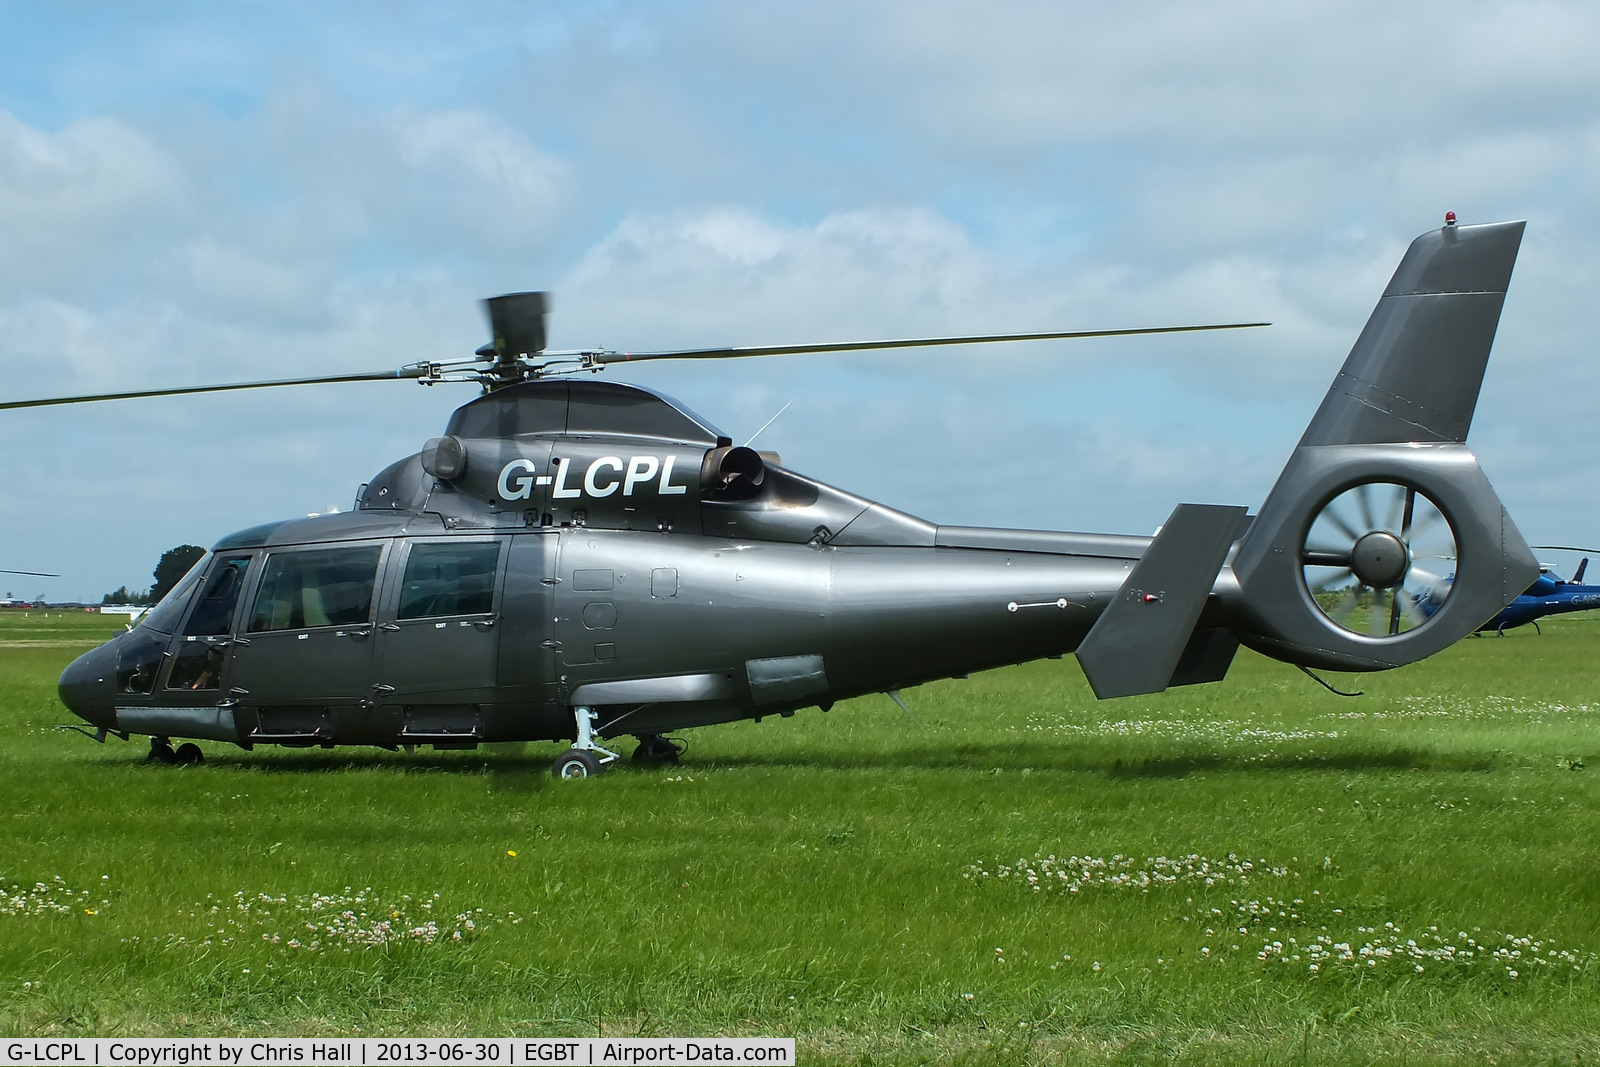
(58, 378), (1156, 749)
(56, 219), (1544, 761)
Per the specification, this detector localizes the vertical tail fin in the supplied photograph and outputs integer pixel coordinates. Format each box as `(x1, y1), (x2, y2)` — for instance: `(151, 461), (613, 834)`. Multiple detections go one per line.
(1229, 220), (1538, 671)
(1300, 221), (1524, 447)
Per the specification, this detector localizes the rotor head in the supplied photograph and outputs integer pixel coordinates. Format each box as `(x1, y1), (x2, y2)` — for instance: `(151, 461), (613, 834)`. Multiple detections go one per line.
(484, 291), (549, 357)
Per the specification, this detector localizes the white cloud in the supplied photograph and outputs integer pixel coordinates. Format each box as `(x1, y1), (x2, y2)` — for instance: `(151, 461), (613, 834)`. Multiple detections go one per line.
(0, 111), (184, 290)
(4, 1), (1600, 599)
(562, 208), (993, 344)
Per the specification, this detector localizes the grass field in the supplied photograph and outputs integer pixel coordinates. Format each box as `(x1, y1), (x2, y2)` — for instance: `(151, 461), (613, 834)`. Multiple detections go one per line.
(2, 609), (1599, 1063)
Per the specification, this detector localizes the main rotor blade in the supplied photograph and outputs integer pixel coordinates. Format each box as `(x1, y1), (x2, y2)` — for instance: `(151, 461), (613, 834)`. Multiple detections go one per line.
(0, 367), (434, 411)
(589, 321), (1270, 365)
(0, 568), (57, 577)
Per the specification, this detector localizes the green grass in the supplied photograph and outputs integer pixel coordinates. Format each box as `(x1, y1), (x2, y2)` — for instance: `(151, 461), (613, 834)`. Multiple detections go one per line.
(3, 609), (1600, 1062)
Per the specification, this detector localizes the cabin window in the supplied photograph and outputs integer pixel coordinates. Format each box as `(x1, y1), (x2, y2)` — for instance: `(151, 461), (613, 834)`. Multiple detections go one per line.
(397, 542), (501, 619)
(183, 555), (253, 636)
(247, 545), (382, 632)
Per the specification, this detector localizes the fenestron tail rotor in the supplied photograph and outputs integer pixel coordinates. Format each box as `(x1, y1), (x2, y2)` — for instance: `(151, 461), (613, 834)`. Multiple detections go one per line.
(1301, 481), (1458, 638)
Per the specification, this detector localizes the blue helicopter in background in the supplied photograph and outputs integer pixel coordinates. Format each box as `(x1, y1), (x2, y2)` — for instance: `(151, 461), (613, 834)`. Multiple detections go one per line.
(1418, 547), (1600, 634)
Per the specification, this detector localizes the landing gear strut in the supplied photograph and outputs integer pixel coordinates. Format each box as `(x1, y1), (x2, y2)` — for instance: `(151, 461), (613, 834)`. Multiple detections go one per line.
(146, 737), (202, 765)
(631, 734), (684, 765)
(550, 706), (619, 779)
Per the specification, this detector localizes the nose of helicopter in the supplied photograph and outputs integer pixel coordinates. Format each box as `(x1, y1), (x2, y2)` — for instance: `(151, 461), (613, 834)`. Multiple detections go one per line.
(58, 643), (118, 730)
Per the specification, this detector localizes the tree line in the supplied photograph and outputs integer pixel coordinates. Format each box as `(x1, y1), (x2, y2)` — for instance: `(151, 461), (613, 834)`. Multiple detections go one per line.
(101, 545), (207, 605)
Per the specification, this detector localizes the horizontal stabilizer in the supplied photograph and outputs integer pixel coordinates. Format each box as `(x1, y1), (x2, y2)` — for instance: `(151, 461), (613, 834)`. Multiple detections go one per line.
(1076, 504), (1247, 699)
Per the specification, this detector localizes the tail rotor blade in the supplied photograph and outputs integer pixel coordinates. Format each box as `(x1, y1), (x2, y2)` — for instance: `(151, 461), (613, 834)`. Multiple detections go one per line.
(1370, 588), (1392, 637)
(1357, 483), (1377, 532)
(1330, 586), (1363, 626)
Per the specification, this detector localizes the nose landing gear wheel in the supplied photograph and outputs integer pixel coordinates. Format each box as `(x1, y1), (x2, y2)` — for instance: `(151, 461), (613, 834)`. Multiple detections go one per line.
(146, 737), (180, 765)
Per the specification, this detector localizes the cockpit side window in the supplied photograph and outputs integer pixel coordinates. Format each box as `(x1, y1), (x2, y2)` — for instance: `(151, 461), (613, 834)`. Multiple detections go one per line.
(247, 545), (382, 632)
(183, 555), (253, 636)
(397, 542), (501, 619)
(136, 554), (211, 635)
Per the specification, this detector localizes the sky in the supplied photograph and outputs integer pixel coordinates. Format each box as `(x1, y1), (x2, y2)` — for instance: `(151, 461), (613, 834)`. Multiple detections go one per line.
(3, 0), (1599, 602)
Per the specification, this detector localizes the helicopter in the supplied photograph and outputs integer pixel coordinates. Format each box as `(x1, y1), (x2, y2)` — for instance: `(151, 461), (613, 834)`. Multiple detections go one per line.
(1416, 548), (1600, 635)
(0, 569), (58, 609)
(18, 217), (1540, 777)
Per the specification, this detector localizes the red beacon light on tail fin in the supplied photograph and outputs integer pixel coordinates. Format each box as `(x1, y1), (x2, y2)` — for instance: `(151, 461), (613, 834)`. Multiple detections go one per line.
(1445, 211), (1457, 226)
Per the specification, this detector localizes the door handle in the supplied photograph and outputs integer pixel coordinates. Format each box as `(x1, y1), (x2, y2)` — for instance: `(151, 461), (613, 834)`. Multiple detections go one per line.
(346, 629), (372, 639)
(474, 616), (498, 632)
(371, 683), (396, 693)
(379, 622), (401, 632)
(231, 637), (250, 647)
(229, 686), (250, 697)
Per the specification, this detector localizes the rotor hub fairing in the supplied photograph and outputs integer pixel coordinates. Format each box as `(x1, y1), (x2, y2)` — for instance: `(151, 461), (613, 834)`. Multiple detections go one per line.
(1349, 530), (1409, 587)
(1301, 481), (1456, 639)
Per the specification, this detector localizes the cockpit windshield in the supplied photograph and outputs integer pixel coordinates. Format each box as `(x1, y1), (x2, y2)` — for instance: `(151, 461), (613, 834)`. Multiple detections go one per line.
(136, 553), (212, 634)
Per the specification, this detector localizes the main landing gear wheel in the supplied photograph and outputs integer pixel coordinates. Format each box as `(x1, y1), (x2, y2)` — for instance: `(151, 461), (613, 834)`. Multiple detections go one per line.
(146, 737), (180, 765)
(631, 734), (684, 765)
(552, 749), (602, 779)
(175, 742), (204, 765)
(550, 705), (620, 779)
